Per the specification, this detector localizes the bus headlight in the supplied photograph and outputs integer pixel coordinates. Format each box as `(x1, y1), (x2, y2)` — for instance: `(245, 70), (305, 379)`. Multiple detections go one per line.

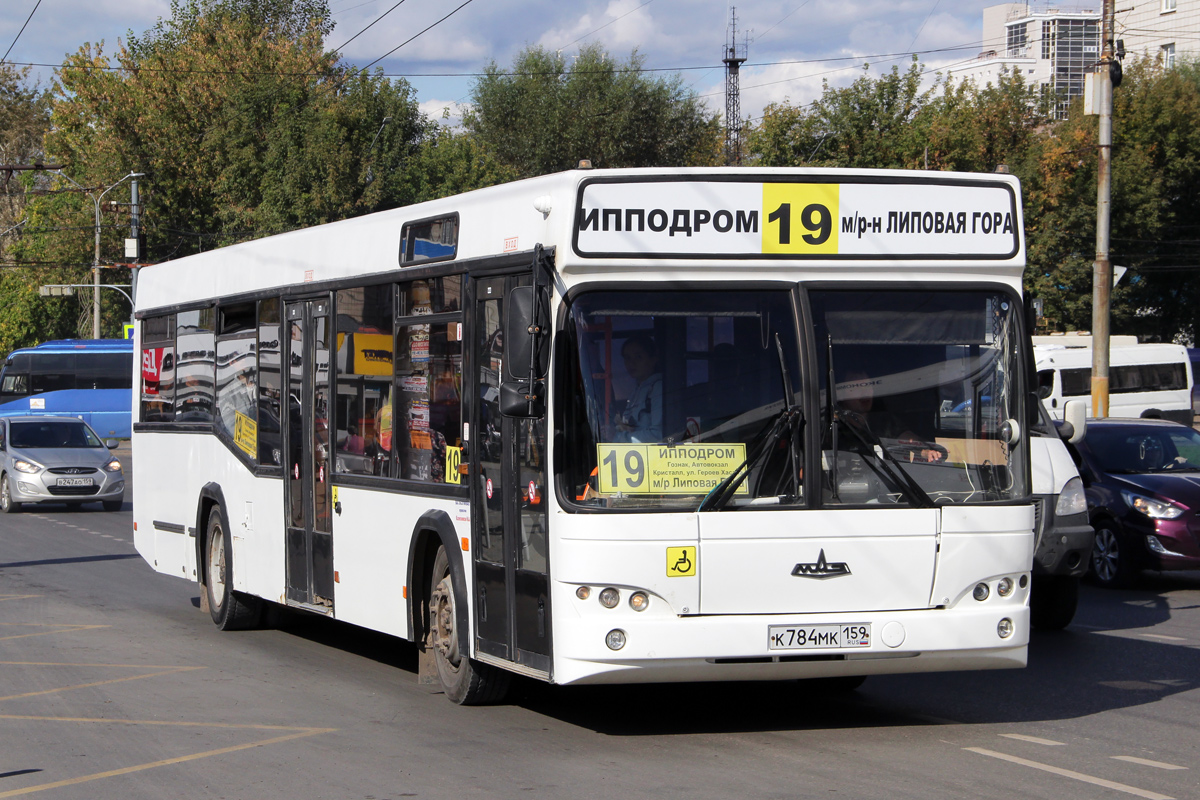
(576, 586), (591, 600)
(973, 582), (990, 601)
(996, 577), (1014, 597)
(13, 459), (42, 474)
(599, 588), (620, 608)
(997, 618), (1014, 638)
(605, 629), (627, 650)
(629, 592), (649, 612)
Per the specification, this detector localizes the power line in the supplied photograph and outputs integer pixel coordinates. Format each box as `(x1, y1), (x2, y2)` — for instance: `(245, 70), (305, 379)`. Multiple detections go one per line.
(328, 0), (411, 57)
(555, 0), (656, 53)
(361, 0), (479, 71)
(1, 0), (42, 64)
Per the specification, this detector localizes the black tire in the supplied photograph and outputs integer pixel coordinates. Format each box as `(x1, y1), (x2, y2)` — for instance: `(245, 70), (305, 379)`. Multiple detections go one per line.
(1030, 575), (1079, 630)
(1089, 521), (1138, 589)
(204, 505), (262, 630)
(102, 499), (123, 512)
(0, 473), (21, 513)
(428, 545), (510, 705)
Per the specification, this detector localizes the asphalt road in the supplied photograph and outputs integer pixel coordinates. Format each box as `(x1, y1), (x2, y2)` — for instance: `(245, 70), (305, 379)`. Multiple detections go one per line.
(1, 447), (1198, 799)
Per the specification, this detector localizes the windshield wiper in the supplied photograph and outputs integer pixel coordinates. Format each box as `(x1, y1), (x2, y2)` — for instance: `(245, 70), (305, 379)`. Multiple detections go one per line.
(834, 410), (935, 508)
(697, 406), (802, 511)
(698, 334), (803, 512)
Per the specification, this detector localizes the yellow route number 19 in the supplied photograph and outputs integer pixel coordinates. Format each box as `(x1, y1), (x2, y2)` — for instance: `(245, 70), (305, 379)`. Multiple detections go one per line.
(762, 183), (839, 255)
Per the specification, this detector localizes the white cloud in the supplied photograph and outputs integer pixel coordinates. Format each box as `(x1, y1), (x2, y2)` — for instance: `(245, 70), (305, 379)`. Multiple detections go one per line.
(3, 0), (1001, 123)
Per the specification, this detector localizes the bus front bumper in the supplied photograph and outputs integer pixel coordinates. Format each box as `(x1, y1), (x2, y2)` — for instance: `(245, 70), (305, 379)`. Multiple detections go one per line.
(549, 605), (1029, 686)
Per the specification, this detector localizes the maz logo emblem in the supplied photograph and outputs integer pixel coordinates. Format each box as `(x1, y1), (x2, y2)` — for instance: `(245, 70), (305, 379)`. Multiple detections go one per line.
(791, 550), (851, 579)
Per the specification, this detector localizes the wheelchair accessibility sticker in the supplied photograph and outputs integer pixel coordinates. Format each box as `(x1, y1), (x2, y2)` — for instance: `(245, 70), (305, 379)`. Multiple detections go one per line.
(667, 546), (696, 578)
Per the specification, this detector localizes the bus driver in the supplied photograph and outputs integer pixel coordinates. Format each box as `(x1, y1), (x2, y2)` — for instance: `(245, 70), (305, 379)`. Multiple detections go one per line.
(615, 334), (662, 443)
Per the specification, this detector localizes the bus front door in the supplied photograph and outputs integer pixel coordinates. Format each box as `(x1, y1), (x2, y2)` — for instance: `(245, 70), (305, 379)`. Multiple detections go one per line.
(284, 298), (335, 611)
(472, 274), (551, 675)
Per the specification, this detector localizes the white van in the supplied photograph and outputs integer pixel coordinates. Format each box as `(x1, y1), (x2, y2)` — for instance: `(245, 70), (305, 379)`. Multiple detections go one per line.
(1029, 400), (1091, 630)
(1034, 339), (1193, 425)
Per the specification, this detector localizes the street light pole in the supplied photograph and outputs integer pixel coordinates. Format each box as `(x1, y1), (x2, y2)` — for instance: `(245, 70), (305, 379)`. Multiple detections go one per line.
(55, 171), (144, 339)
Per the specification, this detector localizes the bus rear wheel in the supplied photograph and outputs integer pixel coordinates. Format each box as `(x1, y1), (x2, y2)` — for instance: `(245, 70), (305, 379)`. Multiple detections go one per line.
(429, 545), (510, 705)
(204, 506), (262, 631)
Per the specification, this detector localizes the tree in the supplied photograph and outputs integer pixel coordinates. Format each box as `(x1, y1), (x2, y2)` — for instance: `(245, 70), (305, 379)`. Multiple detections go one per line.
(0, 63), (78, 355)
(1022, 56), (1200, 342)
(464, 44), (722, 178)
(12, 0), (436, 339)
(748, 58), (1051, 172)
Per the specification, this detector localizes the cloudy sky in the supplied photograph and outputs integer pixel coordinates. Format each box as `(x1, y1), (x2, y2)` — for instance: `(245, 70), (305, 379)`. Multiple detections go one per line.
(0, 0), (1093, 125)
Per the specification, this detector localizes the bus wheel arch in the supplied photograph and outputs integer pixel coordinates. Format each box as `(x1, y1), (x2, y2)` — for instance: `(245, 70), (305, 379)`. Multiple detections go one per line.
(407, 511), (467, 659)
(197, 484), (261, 630)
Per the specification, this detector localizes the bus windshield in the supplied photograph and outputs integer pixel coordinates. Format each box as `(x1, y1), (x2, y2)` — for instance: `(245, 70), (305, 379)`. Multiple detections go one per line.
(813, 288), (1027, 506)
(565, 288), (802, 510)
(565, 286), (1026, 510)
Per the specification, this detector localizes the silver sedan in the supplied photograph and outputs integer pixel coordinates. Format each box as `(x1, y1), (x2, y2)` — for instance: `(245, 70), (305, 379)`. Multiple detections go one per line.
(0, 416), (125, 512)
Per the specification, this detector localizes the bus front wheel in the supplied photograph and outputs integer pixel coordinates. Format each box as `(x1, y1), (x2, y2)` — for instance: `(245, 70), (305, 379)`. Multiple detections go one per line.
(204, 505), (262, 631)
(428, 545), (510, 705)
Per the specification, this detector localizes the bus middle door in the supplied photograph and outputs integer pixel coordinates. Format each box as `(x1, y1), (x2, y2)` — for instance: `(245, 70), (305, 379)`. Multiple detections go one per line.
(284, 298), (335, 612)
(471, 273), (551, 675)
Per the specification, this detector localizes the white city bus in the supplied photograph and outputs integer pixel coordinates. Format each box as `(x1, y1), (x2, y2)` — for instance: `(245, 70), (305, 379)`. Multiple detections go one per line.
(132, 167), (1036, 704)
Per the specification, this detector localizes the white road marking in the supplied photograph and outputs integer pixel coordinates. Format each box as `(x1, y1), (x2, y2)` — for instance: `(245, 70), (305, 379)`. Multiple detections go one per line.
(1112, 756), (1188, 771)
(999, 734), (1065, 746)
(965, 748), (1174, 800)
(1139, 633), (1188, 642)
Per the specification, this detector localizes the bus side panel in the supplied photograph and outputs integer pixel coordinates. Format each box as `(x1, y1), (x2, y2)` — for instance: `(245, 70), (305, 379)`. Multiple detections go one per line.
(331, 487), (470, 640)
(132, 431), (286, 603)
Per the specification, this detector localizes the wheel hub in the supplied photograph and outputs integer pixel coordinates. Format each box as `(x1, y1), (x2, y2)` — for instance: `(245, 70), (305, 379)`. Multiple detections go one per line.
(430, 576), (460, 666)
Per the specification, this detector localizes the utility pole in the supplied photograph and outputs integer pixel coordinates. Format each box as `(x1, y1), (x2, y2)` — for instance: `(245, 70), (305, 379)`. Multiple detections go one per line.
(1091, 0), (1115, 418)
(723, 7), (748, 166)
(55, 171), (143, 339)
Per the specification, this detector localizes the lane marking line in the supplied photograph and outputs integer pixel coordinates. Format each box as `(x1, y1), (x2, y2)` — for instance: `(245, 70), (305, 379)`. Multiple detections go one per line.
(1139, 633), (1188, 642)
(999, 733), (1066, 746)
(1112, 757), (1188, 771)
(0, 596), (40, 602)
(0, 714), (333, 733)
(0, 666), (204, 702)
(0, 727), (337, 799)
(0, 661), (199, 669)
(965, 748), (1174, 800)
(0, 624), (109, 642)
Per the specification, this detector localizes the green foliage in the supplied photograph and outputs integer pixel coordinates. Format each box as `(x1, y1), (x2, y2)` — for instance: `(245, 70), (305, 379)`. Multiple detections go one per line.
(464, 44), (722, 178)
(12, 0), (433, 342)
(748, 58), (1051, 172)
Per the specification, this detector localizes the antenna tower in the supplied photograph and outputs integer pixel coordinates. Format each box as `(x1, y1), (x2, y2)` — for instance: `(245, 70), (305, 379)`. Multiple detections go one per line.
(723, 7), (748, 166)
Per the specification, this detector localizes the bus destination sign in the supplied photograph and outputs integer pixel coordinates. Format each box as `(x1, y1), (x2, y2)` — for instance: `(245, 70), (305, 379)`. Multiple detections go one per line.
(573, 177), (1020, 260)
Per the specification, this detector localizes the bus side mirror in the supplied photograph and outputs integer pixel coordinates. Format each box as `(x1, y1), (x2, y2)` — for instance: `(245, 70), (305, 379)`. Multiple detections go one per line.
(501, 285), (549, 418)
(1062, 400), (1086, 444)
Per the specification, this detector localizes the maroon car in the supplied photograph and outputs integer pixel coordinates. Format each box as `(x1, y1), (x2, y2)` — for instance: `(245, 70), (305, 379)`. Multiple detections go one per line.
(1069, 418), (1200, 587)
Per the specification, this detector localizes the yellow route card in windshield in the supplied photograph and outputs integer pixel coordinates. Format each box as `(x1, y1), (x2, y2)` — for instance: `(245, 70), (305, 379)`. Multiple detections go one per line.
(596, 443), (748, 495)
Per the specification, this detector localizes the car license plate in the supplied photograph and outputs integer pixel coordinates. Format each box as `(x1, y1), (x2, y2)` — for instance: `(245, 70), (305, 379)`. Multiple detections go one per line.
(767, 623), (871, 651)
(56, 478), (94, 487)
